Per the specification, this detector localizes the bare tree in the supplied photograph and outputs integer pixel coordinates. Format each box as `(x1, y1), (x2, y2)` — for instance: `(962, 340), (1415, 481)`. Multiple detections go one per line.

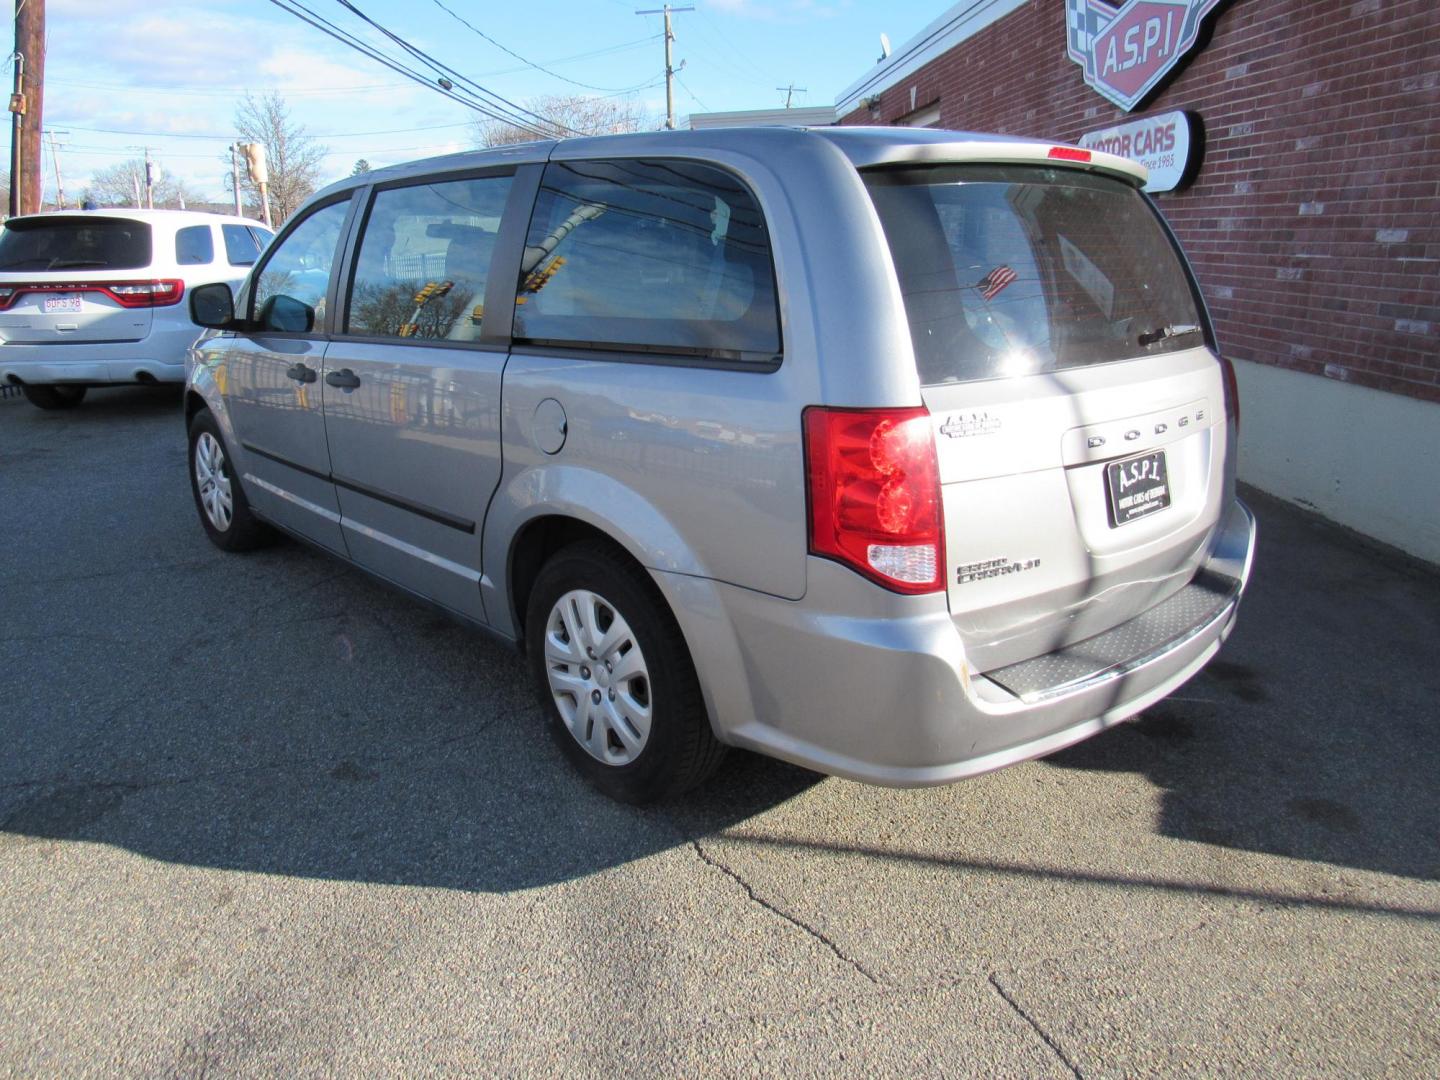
(233, 92), (328, 223)
(80, 159), (203, 209)
(472, 93), (651, 148)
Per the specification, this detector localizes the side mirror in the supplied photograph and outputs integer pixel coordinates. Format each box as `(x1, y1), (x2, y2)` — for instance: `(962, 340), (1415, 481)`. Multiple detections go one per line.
(256, 294), (315, 333)
(190, 282), (235, 329)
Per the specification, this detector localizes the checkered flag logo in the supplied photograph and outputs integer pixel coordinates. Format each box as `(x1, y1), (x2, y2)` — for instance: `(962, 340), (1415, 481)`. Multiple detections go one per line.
(1065, 0), (1230, 112)
(1066, 0), (1117, 66)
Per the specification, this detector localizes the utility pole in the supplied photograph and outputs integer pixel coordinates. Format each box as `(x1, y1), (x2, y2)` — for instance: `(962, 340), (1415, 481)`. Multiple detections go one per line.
(776, 85), (807, 109)
(11, 0), (45, 216)
(637, 4), (693, 131)
(45, 127), (66, 209)
(229, 142), (243, 216)
(143, 146), (154, 209)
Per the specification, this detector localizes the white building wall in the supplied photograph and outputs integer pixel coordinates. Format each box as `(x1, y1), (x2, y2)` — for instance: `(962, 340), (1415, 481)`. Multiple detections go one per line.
(1235, 359), (1440, 564)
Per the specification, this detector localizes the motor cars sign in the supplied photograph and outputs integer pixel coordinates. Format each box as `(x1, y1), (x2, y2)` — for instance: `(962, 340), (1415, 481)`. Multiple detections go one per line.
(1066, 0), (1229, 112)
(1078, 110), (1197, 192)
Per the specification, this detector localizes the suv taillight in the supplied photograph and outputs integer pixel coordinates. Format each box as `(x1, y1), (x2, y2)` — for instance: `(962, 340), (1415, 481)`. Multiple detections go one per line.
(0, 280), (184, 309)
(107, 280), (185, 308)
(803, 406), (945, 595)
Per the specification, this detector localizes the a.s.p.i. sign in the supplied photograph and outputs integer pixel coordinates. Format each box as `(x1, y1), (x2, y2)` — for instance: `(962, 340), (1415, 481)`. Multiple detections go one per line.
(1066, 0), (1229, 112)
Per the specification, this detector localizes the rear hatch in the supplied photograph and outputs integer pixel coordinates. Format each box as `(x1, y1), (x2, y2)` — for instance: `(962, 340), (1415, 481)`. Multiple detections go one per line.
(865, 163), (1231, 672)
(0, 215), (156, 344)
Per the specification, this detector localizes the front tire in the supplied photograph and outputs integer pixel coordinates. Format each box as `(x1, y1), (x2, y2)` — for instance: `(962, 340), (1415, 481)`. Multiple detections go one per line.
(188, 409), (272, 552)
(525, 541), (725, 803)
(21, 384), (87, 410)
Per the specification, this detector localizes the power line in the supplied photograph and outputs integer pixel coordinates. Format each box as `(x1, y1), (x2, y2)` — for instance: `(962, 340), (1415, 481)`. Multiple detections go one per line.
(675, 72), (708, 112)
(53, 119), (477, 141)
(299, 0), (556, 135)
(329, 0), (583, 136)
(264, 0), (554, 137)
(426, 1), (657, 93)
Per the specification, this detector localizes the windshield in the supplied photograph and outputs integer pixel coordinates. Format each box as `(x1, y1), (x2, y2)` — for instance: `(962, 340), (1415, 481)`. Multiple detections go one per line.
(0, 217), (153, 272)
(865, 165), (1205, 385)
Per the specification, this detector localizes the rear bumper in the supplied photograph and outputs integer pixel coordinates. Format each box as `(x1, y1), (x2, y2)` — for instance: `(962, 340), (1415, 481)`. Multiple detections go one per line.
(0, 326), (195, 385)
(660, 498), (1256, 787)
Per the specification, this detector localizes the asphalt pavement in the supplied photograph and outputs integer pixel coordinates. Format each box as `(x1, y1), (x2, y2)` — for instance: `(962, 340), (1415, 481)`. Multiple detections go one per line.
(2, 387), (1438, 1077)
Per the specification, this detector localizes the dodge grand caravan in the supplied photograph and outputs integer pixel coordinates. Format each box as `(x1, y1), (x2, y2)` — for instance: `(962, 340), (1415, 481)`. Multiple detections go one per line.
(183, 127), (1255, 803)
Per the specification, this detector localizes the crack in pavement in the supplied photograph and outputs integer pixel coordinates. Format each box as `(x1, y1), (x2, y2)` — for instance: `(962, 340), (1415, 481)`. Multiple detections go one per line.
(690, 839), (880, 985)
(988, 973), (1083, 1079)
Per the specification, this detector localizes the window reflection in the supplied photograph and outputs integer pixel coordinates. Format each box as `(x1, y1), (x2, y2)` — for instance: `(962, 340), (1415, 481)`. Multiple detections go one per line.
(253, 199), (351, 322)
(346, 176), (512, 342)
(514, 159), (780, 358)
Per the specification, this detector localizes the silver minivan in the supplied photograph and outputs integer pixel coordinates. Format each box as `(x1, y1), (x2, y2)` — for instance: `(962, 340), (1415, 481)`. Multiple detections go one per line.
(185, 127), (1255, 803)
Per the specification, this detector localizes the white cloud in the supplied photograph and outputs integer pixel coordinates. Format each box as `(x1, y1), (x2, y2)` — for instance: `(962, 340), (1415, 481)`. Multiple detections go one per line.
(42, 1), (477, 200)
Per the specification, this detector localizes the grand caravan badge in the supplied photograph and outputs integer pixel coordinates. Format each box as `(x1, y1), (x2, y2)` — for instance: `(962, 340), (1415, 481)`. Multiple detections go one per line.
(1066, 0), (1229, 112)
(940, 412), (1001, 439)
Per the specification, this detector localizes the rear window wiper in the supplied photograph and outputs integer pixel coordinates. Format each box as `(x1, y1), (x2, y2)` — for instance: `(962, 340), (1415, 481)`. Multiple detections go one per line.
(48, 259), (111, 269)
(1137, 323), (1202, 347)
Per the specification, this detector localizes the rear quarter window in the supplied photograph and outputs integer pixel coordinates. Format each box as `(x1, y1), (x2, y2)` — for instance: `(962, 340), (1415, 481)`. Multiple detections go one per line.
(513, 158), (780, 361)
(175, 225), (215, 265)
(0, 217), (153, 272)
(222, 224), (263, 267)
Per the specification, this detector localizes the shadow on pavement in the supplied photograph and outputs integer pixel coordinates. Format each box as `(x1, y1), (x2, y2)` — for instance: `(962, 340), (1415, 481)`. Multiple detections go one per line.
(1046, 487), (1440, 883)
(2, 392), (1435, 899)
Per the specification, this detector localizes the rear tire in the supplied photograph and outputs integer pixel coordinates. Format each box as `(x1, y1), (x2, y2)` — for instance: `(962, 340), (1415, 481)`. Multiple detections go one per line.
(21, 384), (87, 410)
(525, 540), (725, 803)
(188, 408), (273, 552)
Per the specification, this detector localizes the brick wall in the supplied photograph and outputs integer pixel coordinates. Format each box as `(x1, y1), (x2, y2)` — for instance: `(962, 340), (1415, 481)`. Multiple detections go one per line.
(840, 0), (1440, 405)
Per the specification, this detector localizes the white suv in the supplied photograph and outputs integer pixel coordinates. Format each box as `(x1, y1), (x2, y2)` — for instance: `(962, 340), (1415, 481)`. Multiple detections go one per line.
(0, 208), (273, 409)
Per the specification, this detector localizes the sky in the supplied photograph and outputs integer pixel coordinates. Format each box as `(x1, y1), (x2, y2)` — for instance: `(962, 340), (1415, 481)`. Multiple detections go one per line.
(19, 0), (948, 205)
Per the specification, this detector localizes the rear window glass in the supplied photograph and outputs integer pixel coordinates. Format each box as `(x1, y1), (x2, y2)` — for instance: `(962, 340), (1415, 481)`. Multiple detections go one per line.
(0, 217), (153, 272)
(514, 159), (780, 361)
(222, 224), (262, 266)
(175, 225), (214, 265)
(865, 166), (1204, 385)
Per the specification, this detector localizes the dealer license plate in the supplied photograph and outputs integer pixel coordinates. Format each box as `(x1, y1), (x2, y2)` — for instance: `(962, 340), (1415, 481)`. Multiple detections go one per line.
(43, 295), (83, 314)
(1106, 449), (1170, 527)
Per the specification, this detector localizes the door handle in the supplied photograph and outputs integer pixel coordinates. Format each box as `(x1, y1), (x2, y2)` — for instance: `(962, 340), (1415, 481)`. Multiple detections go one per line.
(285, 362), (317, 384)
(325, 368), (361, 391)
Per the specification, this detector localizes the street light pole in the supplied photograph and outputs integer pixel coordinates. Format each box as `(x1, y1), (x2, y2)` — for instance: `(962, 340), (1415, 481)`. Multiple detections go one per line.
(45, 127), (66, 209)
(230, 142), (243, 216)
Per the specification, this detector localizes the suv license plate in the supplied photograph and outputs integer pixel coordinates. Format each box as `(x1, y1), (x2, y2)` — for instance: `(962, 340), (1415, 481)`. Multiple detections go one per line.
(1106, 449), (1170, 527)
(43, 295), (83, 314)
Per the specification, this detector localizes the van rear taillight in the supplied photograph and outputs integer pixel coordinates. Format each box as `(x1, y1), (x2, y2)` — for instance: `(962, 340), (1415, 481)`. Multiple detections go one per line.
(1219, 354), (1240, 426)
(803, 406), (944, 595)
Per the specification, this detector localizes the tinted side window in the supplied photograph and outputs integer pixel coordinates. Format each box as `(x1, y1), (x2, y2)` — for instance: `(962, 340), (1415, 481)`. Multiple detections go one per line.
(514, 159), (780, 359)
(252, 199), (351, 332)
(175, 225), (215, 265)
(222, 224), (261, 266)
(345, 174), (513, 341)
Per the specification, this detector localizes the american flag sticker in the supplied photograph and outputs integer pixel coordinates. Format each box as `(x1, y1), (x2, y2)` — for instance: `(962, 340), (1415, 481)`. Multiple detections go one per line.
(977, 265), (1018, 301)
